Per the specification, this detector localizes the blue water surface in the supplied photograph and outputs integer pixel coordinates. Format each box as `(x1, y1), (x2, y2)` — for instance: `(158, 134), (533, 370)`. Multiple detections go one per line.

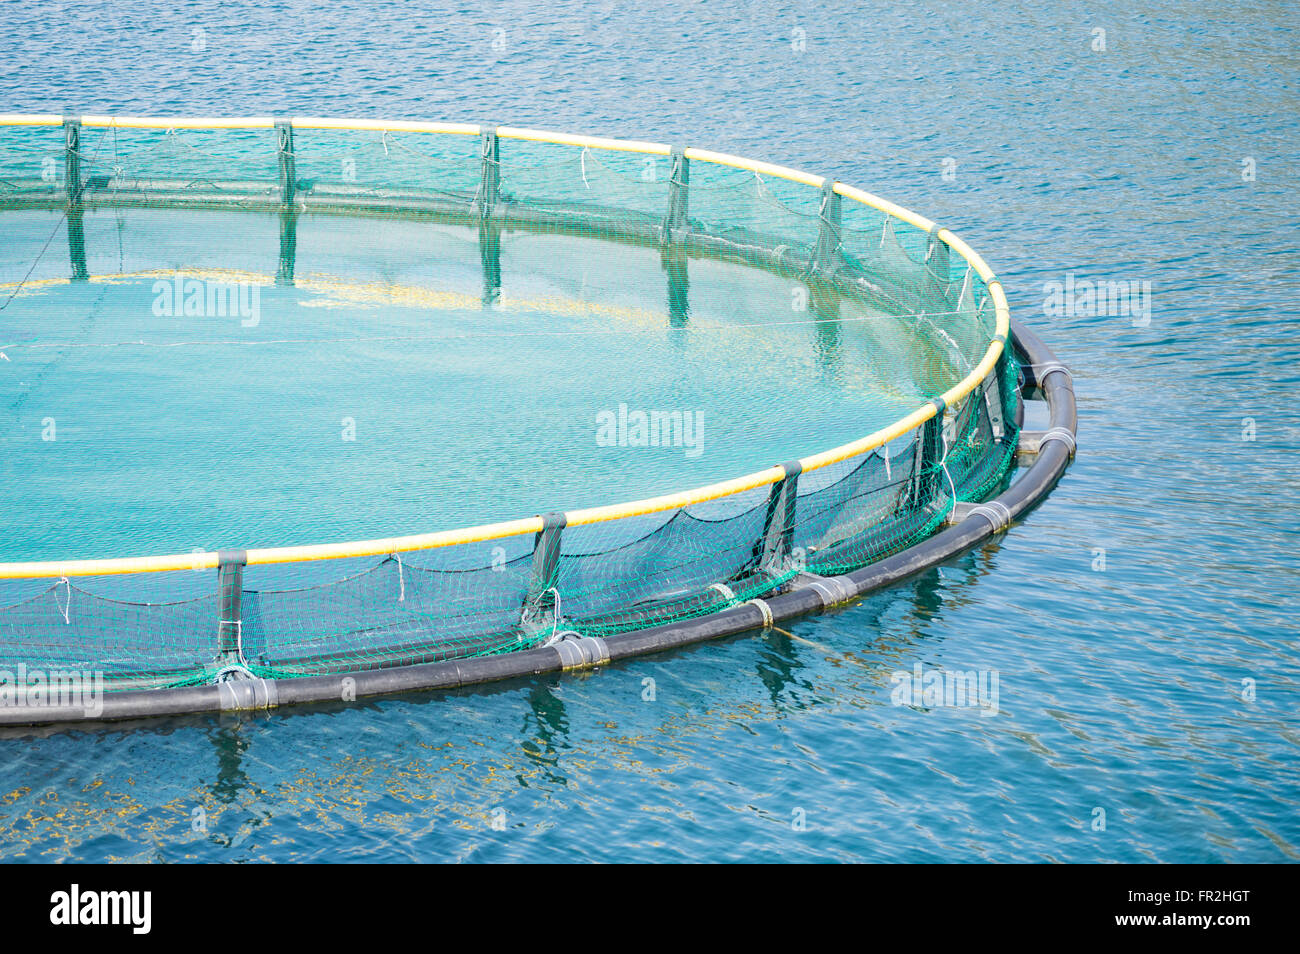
(0, 0), (1297, 862)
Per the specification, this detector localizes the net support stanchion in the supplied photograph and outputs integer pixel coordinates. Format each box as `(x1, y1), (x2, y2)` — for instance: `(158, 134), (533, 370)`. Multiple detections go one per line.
(913, 399), (947, 510)
(661, 145), (691, 326)
(984, 333), (1009, 441)
(521, 512), (566, 636)
(810, 283), (843, 343)
(276, 119), (297, 204)
(808, 180), (845, 326)
(752, 461), (802, 581)
(63, 114), (88, 281)
(808, 181), (844, 340)
(663, 145), (689, 240)
(477, 126), (502, 303)
(476, 126), (500, 217)
(480, 218), (501, 304)
(924, 224), (950, 300)
(215, 550), (249, 674)
(664, 245), (689, 328)
(275, 119), (298, 285)
(813, 180), (841, 275)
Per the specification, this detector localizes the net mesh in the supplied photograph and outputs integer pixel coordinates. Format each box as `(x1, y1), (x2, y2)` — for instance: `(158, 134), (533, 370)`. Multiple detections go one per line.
(0, 121), (1019, 689)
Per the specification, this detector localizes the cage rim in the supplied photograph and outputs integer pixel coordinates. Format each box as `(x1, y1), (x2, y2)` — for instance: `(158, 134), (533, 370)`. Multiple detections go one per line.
(0, 113), (1009, 580)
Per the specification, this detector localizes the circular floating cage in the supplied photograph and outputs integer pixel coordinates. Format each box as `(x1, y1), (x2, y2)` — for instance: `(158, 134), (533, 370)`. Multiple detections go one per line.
(0, 114), (1076, 725)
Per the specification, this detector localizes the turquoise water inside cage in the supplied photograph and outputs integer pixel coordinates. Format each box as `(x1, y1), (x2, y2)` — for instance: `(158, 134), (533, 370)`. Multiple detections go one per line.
(1, 0), (1298, 864)
(0, 209), (935, 563)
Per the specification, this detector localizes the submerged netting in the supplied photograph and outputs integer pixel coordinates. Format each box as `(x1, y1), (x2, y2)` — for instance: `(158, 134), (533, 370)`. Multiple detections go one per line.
(0, 117), (1019, 690)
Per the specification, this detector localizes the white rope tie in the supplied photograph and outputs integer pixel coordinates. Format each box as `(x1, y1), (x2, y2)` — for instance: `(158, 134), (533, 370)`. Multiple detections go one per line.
(394, 552), (405, 602)
(548, 587), (562, 631)
(709, 582), (736, 601)
(747, 597), (774, 629)
(939, 423), (958, 517)
(581, 147), (590, 188)
(57, 576), (71, 624)
(1039, 426), (1077, 457)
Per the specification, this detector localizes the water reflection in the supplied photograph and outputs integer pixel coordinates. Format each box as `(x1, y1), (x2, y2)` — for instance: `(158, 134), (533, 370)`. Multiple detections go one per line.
(518, 680), (570, 787)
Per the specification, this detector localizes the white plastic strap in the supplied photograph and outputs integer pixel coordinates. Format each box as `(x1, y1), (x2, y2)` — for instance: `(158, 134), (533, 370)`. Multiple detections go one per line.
(1031, 362), (1072, 386)
(798, 573), (856, 607)
(968, 500), (1013, 533)
(1040, 426), (1077, 456)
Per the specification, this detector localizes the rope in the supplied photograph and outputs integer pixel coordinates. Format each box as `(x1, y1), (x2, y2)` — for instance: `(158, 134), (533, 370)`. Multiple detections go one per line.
(0, 122), (117, 312)
(56, 576), (71, 624)
(746, 597), (774, 629)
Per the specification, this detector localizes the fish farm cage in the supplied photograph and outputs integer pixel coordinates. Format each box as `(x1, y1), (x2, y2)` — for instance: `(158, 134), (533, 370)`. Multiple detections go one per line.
(0, 114), (1076, 726)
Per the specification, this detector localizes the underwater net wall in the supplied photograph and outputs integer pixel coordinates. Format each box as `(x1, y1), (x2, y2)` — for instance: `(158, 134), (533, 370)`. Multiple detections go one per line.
(0, 115), (1019, 691)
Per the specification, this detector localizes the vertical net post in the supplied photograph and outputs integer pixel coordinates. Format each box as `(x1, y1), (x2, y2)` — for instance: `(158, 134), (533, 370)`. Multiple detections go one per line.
(521, 512), (565, 636)
(477, 126), (500, 217)
(808, 181), (845, 341)
(476, 127), (502, 303)
(813, 180), (841, 274)
(924, 225), (950, 301)
(984, 335), (1008, 442)
(63, 114), (88, 281)
(216, 550), (248, 668)
(751, 462), (802, 580)
(662, 145), (691, 326)
(275, 119), (297, 206)
(480, 218), (502, 305)
(275, 119), (298, 284)
(665, 246), (689, 328)
(912, 401), (947, 510)
(663, 145), (689, 238)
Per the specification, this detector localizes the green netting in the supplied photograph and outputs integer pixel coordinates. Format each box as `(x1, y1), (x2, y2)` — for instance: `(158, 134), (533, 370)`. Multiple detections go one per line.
(0, 120), (1019, 690)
